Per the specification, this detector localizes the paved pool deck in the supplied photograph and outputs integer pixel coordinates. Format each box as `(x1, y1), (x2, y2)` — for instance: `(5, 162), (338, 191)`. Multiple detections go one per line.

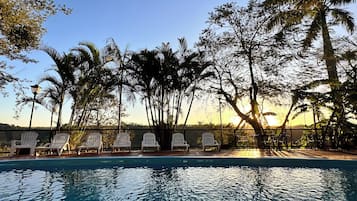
(2, 148), (357, 160)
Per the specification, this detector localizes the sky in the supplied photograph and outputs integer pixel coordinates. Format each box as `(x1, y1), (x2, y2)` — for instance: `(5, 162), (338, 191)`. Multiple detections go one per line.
(0, 0), (356, 128)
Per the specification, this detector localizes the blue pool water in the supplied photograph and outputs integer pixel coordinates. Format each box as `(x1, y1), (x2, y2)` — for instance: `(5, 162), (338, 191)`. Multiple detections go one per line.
(0, 157), (356, 201)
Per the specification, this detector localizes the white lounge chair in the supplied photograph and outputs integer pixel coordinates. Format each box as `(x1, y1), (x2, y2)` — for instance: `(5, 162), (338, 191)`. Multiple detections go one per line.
(10, 131), (39, 156)
(112, 132), (131, 152)
(202, 132), (221, 151)
(141, 132), (160, 151)
(36, 133), (70, 156)
(77, 132), (103, 155)
(171, 133), (189, 151)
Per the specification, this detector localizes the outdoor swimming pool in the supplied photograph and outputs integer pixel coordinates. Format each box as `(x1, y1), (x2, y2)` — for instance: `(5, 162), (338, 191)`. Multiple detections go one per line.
(0, 157), (356, 200)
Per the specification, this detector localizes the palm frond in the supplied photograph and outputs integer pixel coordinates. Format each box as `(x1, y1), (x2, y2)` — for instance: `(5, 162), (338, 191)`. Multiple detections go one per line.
(266, 9), (304, 30)
(79, 42), (102, 65)
(330, 0), (357, 6)
(40, 75), (62, 88)
(330, 8), (355, 33)
(41, 46), (66, 67)
(303, 13), (322, 48)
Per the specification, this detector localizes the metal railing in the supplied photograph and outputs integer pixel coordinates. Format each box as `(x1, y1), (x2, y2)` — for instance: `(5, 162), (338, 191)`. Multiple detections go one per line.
(0, 127), (317, 155)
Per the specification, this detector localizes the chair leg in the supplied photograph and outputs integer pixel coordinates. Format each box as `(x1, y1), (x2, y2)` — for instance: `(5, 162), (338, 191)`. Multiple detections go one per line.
(67, 144), (70, 154)
(10, 148), (16, 156)
(29, 148), (34, 156)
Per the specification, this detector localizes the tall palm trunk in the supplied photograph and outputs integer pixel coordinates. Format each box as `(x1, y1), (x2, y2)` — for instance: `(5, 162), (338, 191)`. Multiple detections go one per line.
(183, 89), (196, 134)
(144, 98), (152, 127)
(68, 100), (77, 126)
(77, 101), (89, 127)
(56, 93), (64, 130)
(321, 12), (340, 87)
(148, 95), (156, 127)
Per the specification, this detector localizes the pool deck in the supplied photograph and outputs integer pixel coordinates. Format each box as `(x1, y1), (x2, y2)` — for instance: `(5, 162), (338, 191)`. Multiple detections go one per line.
(2, 148), (357, 160)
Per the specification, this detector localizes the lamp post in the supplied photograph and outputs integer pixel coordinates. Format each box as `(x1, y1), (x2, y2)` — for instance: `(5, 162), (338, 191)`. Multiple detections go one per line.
(218, 96), (223, 143)
(29, 84), (40, 130)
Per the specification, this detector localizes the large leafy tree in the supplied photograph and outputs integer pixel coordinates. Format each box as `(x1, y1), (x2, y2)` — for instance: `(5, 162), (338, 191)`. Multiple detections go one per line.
(198, 1), (294, 147)
(0, 0), (70, 90)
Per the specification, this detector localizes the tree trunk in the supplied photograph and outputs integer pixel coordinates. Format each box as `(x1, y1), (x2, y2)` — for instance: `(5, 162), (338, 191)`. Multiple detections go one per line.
(68, 101), (77, 126)
(280, 100), (295, 132)
(156, 124), (172, 150)
(77, 102), (88, 127)
(183, 89), (196, 131)
(312, 104), (318, 148)
(56, 94), (64, 130)
(226, 95), (265, 148)
(144, 98), (152, 127)
(321, 14), (339, 87)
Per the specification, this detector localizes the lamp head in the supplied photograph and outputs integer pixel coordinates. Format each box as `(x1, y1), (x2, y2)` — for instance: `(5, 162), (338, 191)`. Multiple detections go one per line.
(30, 84), (40, 95)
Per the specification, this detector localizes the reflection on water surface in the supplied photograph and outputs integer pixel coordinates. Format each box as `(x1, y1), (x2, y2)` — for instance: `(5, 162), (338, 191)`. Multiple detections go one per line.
(1, 166), (356, 201)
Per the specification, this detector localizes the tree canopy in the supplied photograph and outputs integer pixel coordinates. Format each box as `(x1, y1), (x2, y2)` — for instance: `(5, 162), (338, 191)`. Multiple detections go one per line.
(0, 0), (70, 91)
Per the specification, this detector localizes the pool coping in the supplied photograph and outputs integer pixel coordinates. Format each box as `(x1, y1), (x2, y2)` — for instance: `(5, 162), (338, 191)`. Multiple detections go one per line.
(1, 155), (356, 171)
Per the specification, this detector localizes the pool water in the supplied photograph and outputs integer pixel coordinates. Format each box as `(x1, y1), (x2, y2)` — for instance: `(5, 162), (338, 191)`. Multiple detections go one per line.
(0, 158), (356, 201)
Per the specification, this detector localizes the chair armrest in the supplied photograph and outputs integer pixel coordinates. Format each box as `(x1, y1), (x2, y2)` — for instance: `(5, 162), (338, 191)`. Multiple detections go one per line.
(11, 140), (20, 146)
(42, 143), (51, 147)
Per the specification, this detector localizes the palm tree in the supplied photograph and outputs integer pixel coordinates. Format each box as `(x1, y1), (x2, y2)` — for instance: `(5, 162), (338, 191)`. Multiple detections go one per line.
(102, 38), (132, 131)
(128, 38), (211, 149)
(41, 86), (60, 130)
(175, 38), (212, 130)
(127, 49), (160, 127)
(40, 46), (77, 130)
(71, 42), (118, 128)
(263, 0), (355, 90)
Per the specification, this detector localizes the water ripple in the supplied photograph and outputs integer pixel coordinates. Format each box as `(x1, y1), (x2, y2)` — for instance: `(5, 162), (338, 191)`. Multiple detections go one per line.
(0, 166), (356, 200)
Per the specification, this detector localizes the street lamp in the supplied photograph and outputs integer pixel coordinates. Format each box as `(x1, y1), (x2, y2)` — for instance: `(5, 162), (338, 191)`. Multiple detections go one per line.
(218, 96), (223, 144)
(29, 84), (40, 130)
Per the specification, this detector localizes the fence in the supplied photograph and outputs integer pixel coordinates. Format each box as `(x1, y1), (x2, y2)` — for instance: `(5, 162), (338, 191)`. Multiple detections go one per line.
(0, 127), (317, 155)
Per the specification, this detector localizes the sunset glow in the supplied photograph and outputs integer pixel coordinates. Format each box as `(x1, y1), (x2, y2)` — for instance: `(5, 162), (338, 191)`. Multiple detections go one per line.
(230, 116), (241, 125)
(265, 115), (280, 127)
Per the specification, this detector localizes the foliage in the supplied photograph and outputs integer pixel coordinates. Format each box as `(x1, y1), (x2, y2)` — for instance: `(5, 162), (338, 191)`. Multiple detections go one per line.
(40, 46), (78, 130)
(0, 0), (70, 60)
(197, 1), (297, 147)
(102, 38), (133, 130)
(263, 0), (355, 89)
(263, 0), (357, 149)
(69, 42), (119, 129)
(127, 38), (211, 149)
(0, 61), (17, 93)
(0, 0), (70, 92)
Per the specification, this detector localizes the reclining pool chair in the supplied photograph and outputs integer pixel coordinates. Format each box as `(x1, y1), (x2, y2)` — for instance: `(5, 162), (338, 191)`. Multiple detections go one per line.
(171, 132), (190, 151)
(37, 133), (70, 156)
(202, 132), (221, 151)
(112, 132), (131, 152)
(10, 131), (39, 156)
(77, 132), (103, 155)
(141, 132), (160, 151)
